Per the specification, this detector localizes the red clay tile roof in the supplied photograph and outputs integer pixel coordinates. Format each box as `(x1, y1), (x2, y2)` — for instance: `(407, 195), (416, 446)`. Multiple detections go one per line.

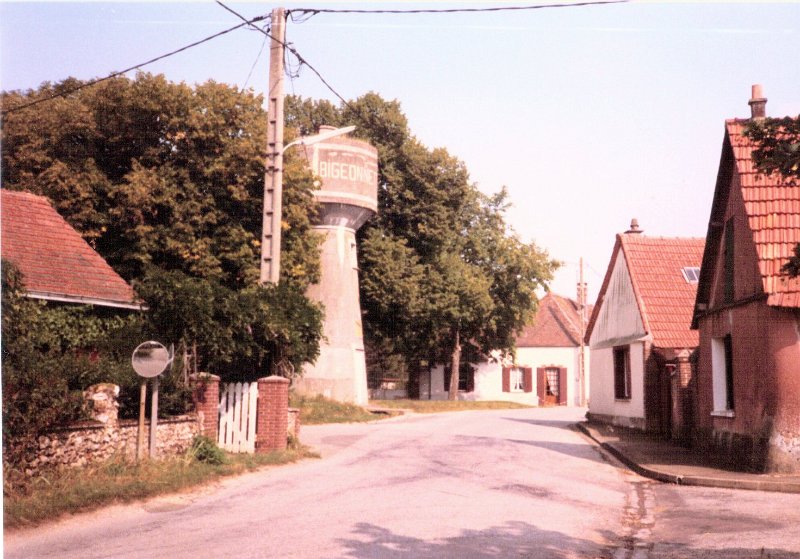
(1, 190), (140, 309)
(622, 235), (705, 349)
(726, 120), (800, 307)
(516, 293), (589, 348)
(586, 234), (704, 350)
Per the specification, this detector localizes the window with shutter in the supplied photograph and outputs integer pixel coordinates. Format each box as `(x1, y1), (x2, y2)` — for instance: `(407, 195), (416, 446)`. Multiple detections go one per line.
(523, 368), (533, 394)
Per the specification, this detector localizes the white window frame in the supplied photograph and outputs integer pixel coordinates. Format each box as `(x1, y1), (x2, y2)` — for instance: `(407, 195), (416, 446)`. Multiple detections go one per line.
(711, 336), (735, 417)
(681, 266), (700, 283)
(511, 368), (524, 392)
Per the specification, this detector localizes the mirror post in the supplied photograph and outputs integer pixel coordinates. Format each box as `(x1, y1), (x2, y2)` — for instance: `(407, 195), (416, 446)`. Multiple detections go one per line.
(137, 379), (147, 461)
(149, 376), (159, 458)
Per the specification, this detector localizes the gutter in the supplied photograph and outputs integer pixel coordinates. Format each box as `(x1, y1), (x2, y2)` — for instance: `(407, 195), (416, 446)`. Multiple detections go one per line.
(25, 291), (146, 311)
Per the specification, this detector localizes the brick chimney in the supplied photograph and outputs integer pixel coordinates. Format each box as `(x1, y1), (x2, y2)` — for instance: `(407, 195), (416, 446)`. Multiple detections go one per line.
(625, 218), (643, 235)
(748, 84), (767, 120)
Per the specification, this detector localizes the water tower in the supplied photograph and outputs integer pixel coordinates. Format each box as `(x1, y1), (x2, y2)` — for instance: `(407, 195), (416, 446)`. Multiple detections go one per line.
(294, 126), (378, 405)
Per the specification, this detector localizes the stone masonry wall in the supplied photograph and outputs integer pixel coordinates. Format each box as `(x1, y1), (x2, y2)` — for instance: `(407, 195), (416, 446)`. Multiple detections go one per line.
(17, 415), (200, 476)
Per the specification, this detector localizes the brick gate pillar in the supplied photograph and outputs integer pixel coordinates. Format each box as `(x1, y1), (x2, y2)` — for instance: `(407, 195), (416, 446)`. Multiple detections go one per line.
(189, 373), (220, 439)
(677, 349), (693, 441)
(256, 375), (290, 452)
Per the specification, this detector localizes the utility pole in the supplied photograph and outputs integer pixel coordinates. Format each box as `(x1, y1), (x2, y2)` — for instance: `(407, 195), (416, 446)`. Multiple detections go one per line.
(578, 257), (587, 407)
(260, 7), (286, 284)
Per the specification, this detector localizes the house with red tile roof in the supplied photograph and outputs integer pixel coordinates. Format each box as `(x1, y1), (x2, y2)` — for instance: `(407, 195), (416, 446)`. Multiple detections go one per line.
(418, 293), (591, 406)
(1, 190), (140, 309)
(585, 221), (704, 437)
(690, 86), (800, 473)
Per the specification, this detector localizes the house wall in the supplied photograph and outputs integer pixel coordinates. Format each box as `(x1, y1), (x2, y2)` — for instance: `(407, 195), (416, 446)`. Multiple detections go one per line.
(589, 250), (646, 348)
(588, 341), (647, 429)
(588, 246), (648, 428)
(516, 346), (587, 407)
(694, 167), (800, 472)
(695, 297), (800, 472)
(422, 346), (589, 406)
(420, 361), (506, 405)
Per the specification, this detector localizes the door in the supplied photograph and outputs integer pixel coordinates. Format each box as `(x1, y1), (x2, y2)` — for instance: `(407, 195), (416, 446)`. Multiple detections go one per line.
(544, 367), (560, 405)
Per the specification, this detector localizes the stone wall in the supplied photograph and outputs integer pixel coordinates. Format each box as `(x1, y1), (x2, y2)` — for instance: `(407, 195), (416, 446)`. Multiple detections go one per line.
(17, 415), (200, 476)
(12, 377), (299, 476)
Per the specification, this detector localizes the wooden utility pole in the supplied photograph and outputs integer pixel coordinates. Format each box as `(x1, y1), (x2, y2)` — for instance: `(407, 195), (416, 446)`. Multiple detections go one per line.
(578, 257), (587, 407)
(260, 7), (286, 284)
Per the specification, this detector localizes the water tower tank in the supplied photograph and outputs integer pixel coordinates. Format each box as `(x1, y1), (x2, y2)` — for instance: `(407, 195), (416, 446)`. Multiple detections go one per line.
(294, 126), (378, 405)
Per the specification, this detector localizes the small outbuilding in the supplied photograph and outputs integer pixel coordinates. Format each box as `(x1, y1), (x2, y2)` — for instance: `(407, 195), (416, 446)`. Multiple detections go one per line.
(586, 221), (704, 438)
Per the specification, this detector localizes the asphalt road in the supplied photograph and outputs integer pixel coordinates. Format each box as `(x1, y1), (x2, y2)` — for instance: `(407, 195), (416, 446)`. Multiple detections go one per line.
(5, 407), (800, 558)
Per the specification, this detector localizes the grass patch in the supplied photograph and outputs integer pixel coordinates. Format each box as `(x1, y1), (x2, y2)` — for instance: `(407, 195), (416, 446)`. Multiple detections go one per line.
(369, 399), (532, 413)
(4, 443), (317, 530)
(289, 393), (379, 424)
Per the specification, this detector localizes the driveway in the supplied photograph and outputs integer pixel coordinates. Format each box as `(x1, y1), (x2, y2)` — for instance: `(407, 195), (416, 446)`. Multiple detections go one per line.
(5, 407), (627, 558)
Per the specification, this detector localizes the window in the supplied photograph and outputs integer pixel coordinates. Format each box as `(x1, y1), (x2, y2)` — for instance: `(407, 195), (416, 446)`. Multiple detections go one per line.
(444, 363), (475, 392)
(511, 368), (525, 392)
(723, 218), (735, 304)
(503, 367), (532, 393)
(613, 346), (631, 400)
(681, 267), (701, 283)
(711, 335), (735, 414)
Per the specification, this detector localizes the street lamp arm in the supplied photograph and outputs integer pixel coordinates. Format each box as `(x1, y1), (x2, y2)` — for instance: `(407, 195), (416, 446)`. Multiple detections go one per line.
(281, 125), (356, 155)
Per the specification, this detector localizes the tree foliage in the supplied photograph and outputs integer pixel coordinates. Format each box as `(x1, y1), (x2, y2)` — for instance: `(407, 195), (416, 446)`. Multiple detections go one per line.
(0, 261), (167, 465)
(2, 73), (321, 289)
(745, 115), (800, 276)
(1, 74), (324, 388)
(286, 93), (558, 398)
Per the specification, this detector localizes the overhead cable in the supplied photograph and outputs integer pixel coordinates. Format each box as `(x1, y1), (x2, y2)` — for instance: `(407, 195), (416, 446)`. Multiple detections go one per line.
(289, 0), (627, 17)
(2, 15), (269, 116)
(216, 1), (354, 109)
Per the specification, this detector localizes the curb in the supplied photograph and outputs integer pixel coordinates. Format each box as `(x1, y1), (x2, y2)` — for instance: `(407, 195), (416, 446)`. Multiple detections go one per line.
(576, 423), (800, 494)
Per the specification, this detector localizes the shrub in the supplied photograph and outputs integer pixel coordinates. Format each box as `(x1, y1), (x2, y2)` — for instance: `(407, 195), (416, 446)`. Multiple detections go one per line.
(188, 436), (227, 465)
(1, 262), (191, 466)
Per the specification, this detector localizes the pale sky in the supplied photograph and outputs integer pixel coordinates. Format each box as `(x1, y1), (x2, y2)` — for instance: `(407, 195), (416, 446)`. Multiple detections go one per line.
(2, 1), (799, 302)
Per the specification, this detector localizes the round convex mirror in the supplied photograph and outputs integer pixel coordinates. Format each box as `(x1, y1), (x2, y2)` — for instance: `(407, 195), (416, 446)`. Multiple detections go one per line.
(131, 341), (171, 378)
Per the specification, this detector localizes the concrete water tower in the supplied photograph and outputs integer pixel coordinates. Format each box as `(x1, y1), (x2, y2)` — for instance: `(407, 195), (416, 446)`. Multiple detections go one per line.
(294, 126), (378, 405)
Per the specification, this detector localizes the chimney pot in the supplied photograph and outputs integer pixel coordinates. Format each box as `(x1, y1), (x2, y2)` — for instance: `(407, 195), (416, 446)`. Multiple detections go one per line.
(625, 218), (643, 235)
(748, 84), (767, 120)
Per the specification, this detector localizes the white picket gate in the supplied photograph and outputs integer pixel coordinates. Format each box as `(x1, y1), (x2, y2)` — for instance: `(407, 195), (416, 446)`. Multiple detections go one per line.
(218, 382), (258, 453)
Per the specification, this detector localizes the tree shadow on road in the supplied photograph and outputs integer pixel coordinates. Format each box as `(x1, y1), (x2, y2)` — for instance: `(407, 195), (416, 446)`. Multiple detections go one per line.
(336, 520), (613, 559)
(502, 417), (582, 430)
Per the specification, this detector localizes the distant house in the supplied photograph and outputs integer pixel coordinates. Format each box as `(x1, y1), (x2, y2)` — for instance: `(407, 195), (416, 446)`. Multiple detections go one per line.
(691, 87), (800, 472)
(1, 189), (139, 309)
(586, 221), (704, 437)
(417, 293), (590, 406)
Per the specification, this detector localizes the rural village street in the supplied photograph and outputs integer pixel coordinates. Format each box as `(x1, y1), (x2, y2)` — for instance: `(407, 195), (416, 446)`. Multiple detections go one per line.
(5, 407), (800, 559)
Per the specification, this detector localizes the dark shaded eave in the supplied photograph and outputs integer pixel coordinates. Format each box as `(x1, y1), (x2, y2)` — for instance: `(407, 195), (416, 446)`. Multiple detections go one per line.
(692, 126), (740, 329)
(584, 235), (625, 345)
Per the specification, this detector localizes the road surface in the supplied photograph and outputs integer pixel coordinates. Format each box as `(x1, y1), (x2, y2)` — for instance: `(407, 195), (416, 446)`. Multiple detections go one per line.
(5, 407), (799, 558)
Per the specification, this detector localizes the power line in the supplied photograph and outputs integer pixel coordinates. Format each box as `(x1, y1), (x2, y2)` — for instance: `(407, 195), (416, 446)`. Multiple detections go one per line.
(1, 15), (269, 116)
(289, 0), (627, 16)
(216, 2), (354, 109)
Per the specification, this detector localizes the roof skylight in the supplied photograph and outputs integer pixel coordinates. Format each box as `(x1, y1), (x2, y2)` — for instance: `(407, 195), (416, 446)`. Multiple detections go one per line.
(682, 267), (701, 283)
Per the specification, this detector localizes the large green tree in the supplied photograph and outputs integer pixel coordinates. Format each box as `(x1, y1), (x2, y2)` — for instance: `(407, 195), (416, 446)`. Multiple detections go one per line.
(745, 115), (800, 277)
(286, 93), (557, 399)
(1, 74), (323, 380)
